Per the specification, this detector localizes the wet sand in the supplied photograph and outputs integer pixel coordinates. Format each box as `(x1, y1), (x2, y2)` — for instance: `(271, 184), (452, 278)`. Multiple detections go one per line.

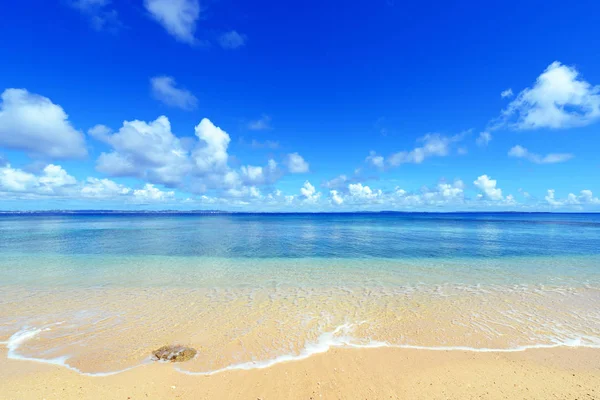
(1, 346), (599, 399)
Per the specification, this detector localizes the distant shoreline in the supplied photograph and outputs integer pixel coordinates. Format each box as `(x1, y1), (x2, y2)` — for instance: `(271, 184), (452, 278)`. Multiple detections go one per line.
(0, 210), (598, 215)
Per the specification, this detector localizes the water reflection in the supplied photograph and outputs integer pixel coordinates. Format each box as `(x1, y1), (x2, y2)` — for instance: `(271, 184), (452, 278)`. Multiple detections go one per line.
(0, 213), (599, 259)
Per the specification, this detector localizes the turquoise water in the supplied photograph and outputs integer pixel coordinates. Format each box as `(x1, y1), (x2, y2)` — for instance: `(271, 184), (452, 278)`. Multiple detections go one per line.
(1, 212), (599, 258)
(1, 212), (600, 287)
(2, 212), (600, 374)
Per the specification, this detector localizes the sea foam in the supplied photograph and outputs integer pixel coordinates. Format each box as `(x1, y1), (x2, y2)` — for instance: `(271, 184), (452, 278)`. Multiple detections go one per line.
(4, 322), (600, 377)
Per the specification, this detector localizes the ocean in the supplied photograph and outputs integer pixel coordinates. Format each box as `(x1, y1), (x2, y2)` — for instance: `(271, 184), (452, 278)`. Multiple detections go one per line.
(1, 212), (600, 375)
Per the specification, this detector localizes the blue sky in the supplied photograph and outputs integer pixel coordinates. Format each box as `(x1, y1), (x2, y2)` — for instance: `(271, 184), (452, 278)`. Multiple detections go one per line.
(0, 0), (599, 211)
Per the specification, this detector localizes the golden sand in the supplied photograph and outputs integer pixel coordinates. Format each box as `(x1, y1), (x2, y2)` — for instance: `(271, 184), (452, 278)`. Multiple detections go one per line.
(2, 285), (600, 398)
(2, 286), (600, 374)
(1, 346), (599, 399)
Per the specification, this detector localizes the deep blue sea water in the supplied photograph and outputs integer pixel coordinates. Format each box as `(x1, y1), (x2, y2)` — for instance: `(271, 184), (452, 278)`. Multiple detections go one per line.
(1, 212), (599, 258)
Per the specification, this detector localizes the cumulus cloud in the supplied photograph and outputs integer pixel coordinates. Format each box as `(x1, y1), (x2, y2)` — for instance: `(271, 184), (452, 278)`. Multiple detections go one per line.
(545, 189), (600, 207)
(348, 183), (382, 200)
(473, 175), (503, 201)
(392, 180), (465, 207)
(239, 159), (280, 185)
(300, 181), (320, 203)
(225, 185), (262, 199)
(93, 116), (191, 186)
(144, 0), (200, 44)
(0, 159), (183, 204)
(0, 89), (87, 159)
(247, 115), (271, 130)
(508, 145), (573, 164)
(192, 118), (231, 174)
(330, 180), (464, 208)
(0, 164), (76, 195)
(500, 88), (513, 98)
(91, 115), (292, 198)
(286, 153), (310, 173)
(80, 177), (131, 199)
(496, 61), (600, 130)
(329, 190), (344, 205)
(476, 131), (492, 147)
(150, 76), (197, 110)
(133, 183), (175, 202)
(219, 30), (247, 49)
(92, 117), (235, 188)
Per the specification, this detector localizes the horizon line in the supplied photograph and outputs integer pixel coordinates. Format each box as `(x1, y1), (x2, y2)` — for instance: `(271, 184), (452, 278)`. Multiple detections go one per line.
(0, 210), (598, 215)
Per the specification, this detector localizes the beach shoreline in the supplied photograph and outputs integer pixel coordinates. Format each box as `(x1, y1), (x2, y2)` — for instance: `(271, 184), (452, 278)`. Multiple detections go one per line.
(2, 214), (600, 398)
(1, 346), (599, 399)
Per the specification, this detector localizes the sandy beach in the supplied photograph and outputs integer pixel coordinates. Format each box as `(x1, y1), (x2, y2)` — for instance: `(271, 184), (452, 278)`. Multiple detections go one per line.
(1, 346), (599, 399)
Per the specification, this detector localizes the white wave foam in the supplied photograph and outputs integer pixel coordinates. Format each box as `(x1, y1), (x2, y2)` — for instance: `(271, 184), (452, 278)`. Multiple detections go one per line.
(175, 324), (600, 376)
(4, 323), (600, 378)
(5, 326), (146, 377)
(176, 323), (376, 376)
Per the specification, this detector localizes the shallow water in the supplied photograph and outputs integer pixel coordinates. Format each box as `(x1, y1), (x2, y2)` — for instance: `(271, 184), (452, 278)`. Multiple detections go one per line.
(1, 213), (600, 374)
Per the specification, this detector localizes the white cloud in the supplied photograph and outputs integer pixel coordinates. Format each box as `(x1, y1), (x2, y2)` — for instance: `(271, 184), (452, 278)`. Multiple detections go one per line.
(192, 118), (231, 174)
(433, 181), (464, 200)
(92, 116), (291, 197)
(240, 165), (264, 183)
(387, 133), (461, 167)
(226, 185), (262, 199)
(497, 61), (600, 129)
(0, 165), (40, 192)
(0, 164), (76, 195)
(133, 183), (175, 202)
(392, 180), (465, 207)
(144, 0), (200, 44)
(508, 145), (573, 164)
(219, 30), (247, 49)
(329, 190), (344, 205)
(69, 0), (121, 32)
(240, 159), (279, 185)
(348, 183), (382, 200)
(545, 189), (561, 206)
(300, 181), (320, 203)
(38, 164), (78, 187)
(247, 115), (271, 130)
(473, 175), (503, 201)
(0, 88), (87, 159)
(579, 190), (600, 205)
(476, 131), (492, 147)
(545, 189), (600, 207)
(0, 160), (182, 204)
(286, 153), (309, 173)
(500, 88), (513, 98)
(150, 76), (197, 110)
(366, 151), (384, 169)
(80, 177), (131, 199)
(93, 115), (191, 186)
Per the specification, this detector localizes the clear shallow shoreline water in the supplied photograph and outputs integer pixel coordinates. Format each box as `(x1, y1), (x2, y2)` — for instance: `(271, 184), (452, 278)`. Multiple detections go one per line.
(1, 213), (600, 375)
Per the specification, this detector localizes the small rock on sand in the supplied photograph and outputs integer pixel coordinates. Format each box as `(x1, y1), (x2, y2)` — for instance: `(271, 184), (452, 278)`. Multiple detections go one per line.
(152, 345), (197, 362)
